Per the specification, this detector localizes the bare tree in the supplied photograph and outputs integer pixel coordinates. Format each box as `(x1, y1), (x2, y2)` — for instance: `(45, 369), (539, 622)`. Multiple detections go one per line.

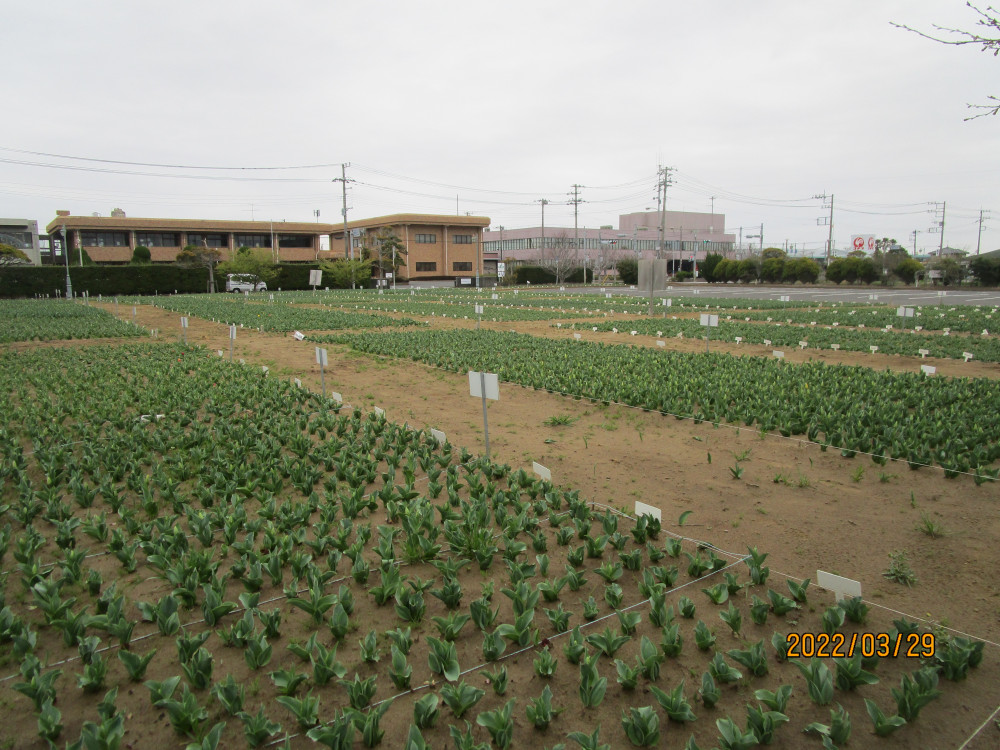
(176, 243), (223, 293)
(893, 3), (1000, 118)
(533, 232), (578, 283)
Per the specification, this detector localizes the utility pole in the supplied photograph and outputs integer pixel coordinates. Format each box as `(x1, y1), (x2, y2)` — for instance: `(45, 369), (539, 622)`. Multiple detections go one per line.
(537, 199), (549, 260)
(976, 209), (988, 255)
(928, 201), (946, 256)
(569, 184), (583, 269)
(911, 229), (920, 255)
(939, 201), (946, 254)
(656, 166), (673, 260)
(814, 193), (834, 264)
(333, 163), (354, 286)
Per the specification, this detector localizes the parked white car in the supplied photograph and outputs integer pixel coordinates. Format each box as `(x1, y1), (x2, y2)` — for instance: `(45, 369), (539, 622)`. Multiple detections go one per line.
(225, 274), (267, 293)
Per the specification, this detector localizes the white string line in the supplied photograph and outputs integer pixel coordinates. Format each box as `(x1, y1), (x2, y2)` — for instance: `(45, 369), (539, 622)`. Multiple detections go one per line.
(957, 701), (1000, 750)
(265, 551), (750, 748)
(764, 566), (1000, 650)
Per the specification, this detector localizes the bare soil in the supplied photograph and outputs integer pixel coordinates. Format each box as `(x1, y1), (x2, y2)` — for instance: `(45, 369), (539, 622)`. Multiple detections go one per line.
(3, 301), (998, 750)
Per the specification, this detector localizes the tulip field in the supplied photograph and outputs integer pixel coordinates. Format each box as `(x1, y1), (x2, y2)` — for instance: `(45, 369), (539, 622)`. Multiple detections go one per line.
(0, 296), (996, 749)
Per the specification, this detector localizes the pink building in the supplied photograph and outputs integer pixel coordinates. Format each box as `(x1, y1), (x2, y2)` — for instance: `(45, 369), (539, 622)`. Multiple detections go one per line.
(482, 210), (735, 277)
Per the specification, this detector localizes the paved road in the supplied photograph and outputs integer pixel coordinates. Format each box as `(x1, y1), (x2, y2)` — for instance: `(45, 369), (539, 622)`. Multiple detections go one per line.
(548, 284), (1000, 307)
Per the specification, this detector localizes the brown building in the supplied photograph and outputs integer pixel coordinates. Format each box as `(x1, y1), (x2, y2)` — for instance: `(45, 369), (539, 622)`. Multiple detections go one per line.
(45, 212), (491, 280)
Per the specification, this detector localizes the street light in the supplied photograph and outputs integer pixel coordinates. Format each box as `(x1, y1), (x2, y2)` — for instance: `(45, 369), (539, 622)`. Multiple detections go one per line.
(62, 224), (73, 299)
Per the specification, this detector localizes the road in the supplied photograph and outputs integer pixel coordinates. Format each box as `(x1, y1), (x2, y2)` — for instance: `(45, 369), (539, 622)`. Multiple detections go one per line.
(545, 283), (1000, 307)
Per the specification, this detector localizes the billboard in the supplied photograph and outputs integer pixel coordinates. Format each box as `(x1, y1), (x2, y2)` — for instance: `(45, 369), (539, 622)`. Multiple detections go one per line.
(851, 235), (876, 253)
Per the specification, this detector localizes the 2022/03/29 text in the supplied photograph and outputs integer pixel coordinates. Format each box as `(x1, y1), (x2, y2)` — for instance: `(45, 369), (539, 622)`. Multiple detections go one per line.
(786, 631), (936, 659)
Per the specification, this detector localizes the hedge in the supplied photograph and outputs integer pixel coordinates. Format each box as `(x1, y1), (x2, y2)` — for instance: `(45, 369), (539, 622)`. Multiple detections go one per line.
(0, 266), (208, 298)
(511, 265), (557, 285)
(0, 263), (329, 298)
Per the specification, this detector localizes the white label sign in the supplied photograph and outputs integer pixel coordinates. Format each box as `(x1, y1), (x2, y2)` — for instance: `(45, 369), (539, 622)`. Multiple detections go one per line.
(309, 269), (323, 286)
(921, 364), (936, 375)
(294, 378), (302, 388)
(180, 317), (189, 328)
(468, 371), (499, 400)
(374, 406), (385, 417)
(293, 331), (305, 340)
(817, 570), (862, 602)
(700, 314), (719, 327)
(331, 391), (343, 403)
(430, 428), (446, 445)
(532, 461), (551, 481)
(897, 306), (915, 318)
(773, 350), (785, 359)
(634, 501), (662, 522)
(229, 325), (237, 340)
(315, 347), (328, 366)
(475, 305), (484, 315)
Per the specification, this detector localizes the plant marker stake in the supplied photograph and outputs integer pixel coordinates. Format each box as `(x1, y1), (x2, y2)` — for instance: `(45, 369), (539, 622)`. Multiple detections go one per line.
(180, 316), (188, 345)
(132, 305), (136, 322)
(481, 371), (489, 458)
(315, 347), (328, 400)
(816, 570), (861, 602)
(469, 370), (498, 459)
(229, 324), (236, 362)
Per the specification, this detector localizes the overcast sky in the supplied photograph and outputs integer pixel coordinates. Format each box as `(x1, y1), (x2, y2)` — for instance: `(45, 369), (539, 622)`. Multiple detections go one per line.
(3, 0), (998, 255)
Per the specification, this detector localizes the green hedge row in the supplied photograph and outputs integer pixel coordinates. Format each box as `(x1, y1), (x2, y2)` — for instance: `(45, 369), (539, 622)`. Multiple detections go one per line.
(0, 264), (325, 298)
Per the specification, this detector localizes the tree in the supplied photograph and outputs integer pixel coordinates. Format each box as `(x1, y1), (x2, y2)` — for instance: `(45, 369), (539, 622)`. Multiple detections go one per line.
(761, 247), (787, 260)
(969, 255), (1000, 286)
(929, 256), (966, 285)
(320, 258), (372, 289)
(0, 243), (31, 267)
(700, 253), (723, 281)
(218, 246), (279, 287)
(367, 228), (406, 280)
(737, 258), (760, 283)
(761, 257), (786, 282)
(783, 257), (820, 283)
(176, 244), (223, 293)
(131, 246), (151, 265)
(895, 257), (924, 284)
(893, 4), (1000, 118)
(535, 232), (577, 283)
(616, 258), (638, 285)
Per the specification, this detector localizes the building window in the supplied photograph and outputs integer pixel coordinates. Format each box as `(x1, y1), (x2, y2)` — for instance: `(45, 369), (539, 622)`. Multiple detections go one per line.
(279, 234), (312, 248)
(453, 234), (473, 244)
(81, 231), (129, 247)
(186, 233), (227, 248)
(452, 262), (473, 271)
(415, 233), (436, 244)
(134, 232), (179, 247)
(234, 233), (270, 248)
(415, 262), (437, 272)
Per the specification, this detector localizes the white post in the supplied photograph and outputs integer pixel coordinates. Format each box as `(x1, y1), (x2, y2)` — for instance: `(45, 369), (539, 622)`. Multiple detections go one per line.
(480, 370), (490, 459)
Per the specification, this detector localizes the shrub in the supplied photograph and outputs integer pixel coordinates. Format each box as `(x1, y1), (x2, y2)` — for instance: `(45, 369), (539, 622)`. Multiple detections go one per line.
(969, 256), (1000, 286)
(761, 258), (785, 282)
(131, 246), (151, 265)
(616, 258), (638, 285)
(700, 253), (723, 281)
(895, 258), (924, 284)
(737, 259), (759, 282)
(565, 267), (594, 283)
(512, 265), (556, 285)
